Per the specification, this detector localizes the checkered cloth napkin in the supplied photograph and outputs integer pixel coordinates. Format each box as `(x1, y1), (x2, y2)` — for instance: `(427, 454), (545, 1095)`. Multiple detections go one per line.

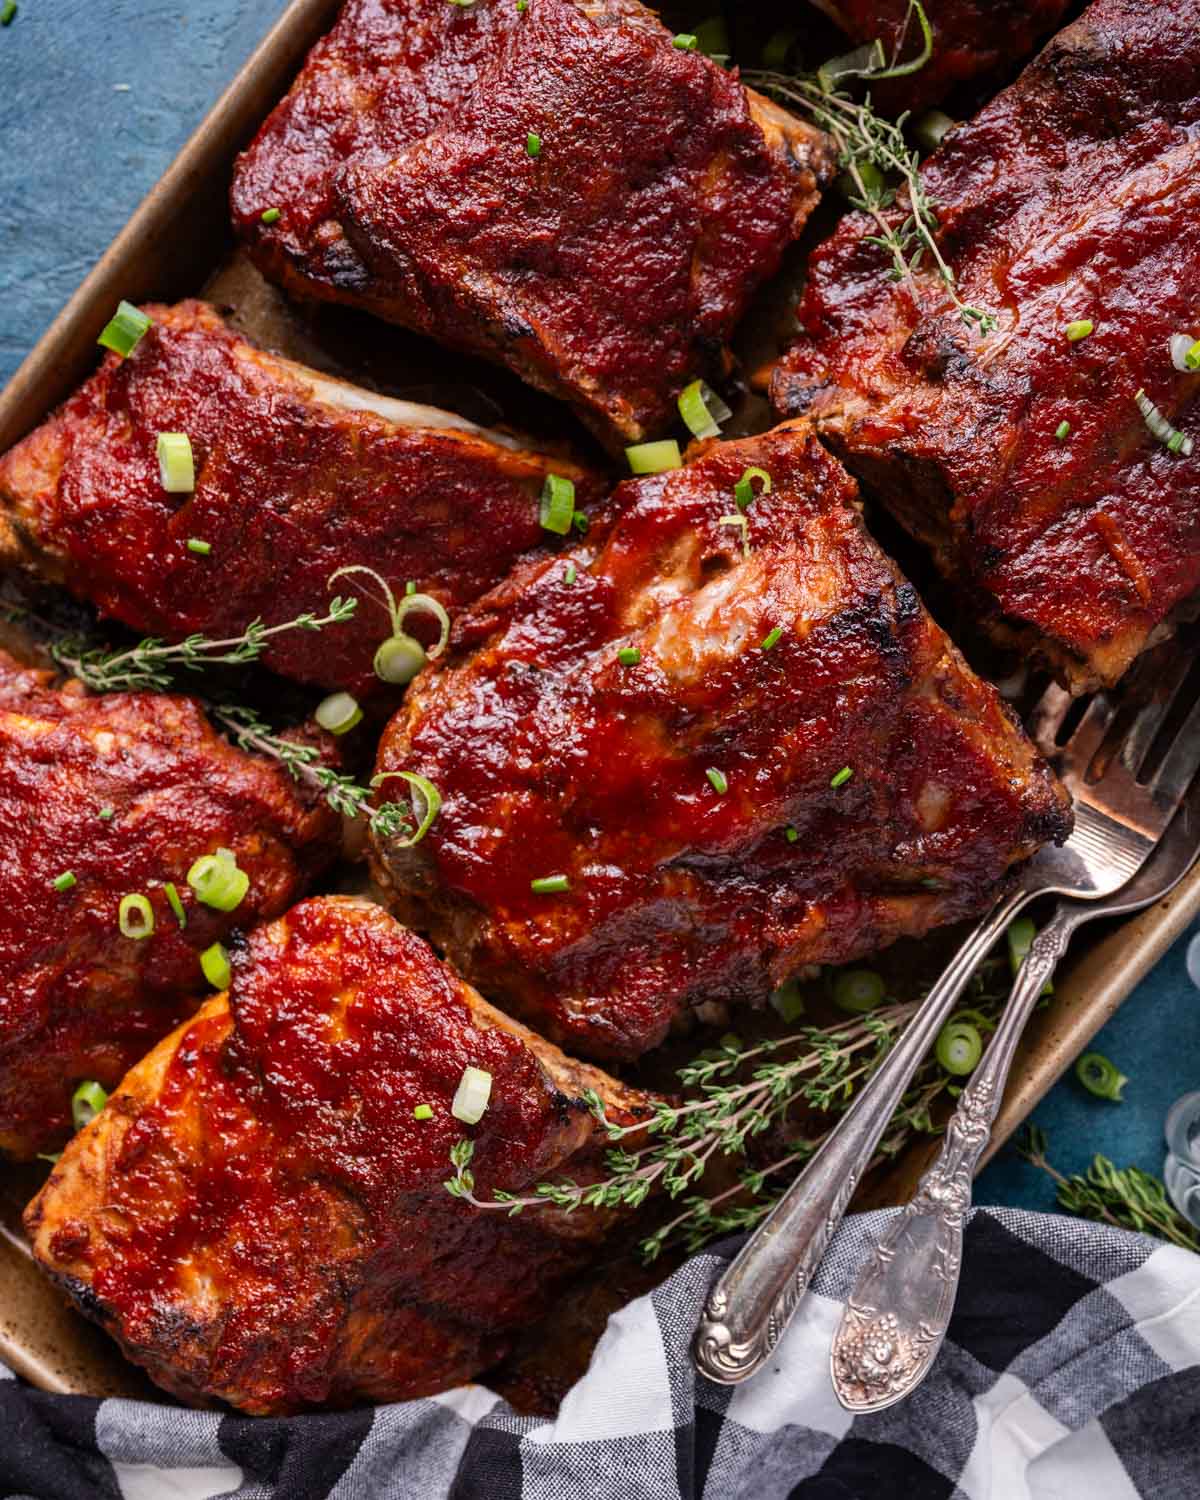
(3, 1207), (1198, 1499)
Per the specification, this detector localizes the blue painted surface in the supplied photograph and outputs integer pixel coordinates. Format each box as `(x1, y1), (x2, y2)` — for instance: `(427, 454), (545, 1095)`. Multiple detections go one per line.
(2, 0), (1198, 1212)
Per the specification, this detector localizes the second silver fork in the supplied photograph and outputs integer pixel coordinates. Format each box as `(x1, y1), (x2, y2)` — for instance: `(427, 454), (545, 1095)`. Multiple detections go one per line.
(694, 653), (1200, 1388)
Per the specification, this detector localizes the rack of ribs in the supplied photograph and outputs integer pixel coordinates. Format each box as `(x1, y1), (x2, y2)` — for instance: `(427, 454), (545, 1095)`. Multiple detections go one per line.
(0, 650), (339, 1159)
(810, 0), (1070, 113)
(25, 896), (656, 1414)
(370, 424), (1070, 1061)
(0, 300), (602, 698)
(773, 0), (1200, 693)
(231, 0), (835, 447)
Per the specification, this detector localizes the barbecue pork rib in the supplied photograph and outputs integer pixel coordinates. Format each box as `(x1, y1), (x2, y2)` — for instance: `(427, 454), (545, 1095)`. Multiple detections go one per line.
(370, 424), (1070, 1061)
(812, 0), (1070, 113)
(0, 650), (339, 1159)
(0, 300), (601, 699)
(231, 0), (834, 447)
(25, 895), (655, 1414)
(773, 0), (1200, 692)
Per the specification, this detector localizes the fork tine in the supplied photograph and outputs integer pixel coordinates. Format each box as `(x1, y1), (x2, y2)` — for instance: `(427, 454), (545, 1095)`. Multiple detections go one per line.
(1061, 693), (1118, 778)
(1146, 693), (1200, 808)
(1119, 653), (1196, 778)
(1027, 682), (1074, 757)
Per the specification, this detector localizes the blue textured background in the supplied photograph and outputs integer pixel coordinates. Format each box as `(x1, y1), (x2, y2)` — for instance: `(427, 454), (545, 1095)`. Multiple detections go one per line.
(2, 0), (1198, 1213)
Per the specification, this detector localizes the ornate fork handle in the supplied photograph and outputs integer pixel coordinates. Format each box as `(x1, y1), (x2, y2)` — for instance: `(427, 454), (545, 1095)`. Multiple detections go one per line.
(693, 884), (1033, 1385)
(829, 909), (1076, 1411)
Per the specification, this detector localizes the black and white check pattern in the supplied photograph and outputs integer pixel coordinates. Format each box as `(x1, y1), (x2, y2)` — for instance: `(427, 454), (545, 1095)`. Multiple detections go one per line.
(3, 1208), (1198, 1498)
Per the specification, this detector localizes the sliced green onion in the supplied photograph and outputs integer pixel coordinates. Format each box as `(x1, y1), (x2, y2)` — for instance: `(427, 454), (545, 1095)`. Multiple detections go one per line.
(784, 825), (799, 842)
(830, 766), (854, 788)
(260, 207), (281, 225)
(678, 379), (731, 440)
(718, 512), (749, 557)
(187, 850), (249, 912)
(618, 647), (641, 666)
(1075, 1050), (1127, 1101)
(516, 0), (528, 10)
(371, 769), (442, 847)
(914, 110), (956, 152)
(51, 871), (76, 893)
(762, 27), (798, 69)
(0, 3), (16, 24)
(395, 593), (451, 658)
(452, 1065), (493, 1125)
(72, 1080), (108, 1131)
(98, 300), (152, 358)
(1065, 319), (1094, 342)
(531, 874), (569, 894)
(563, 562), (577, 585)
(572, 511), (590, 535)
(672, 32), (697, 49)
(760, 625), (783, 651)
(1169, 334), (1200, 372)
(539, 473), (576, 534)
(936, 1020), (982, 1075)
(734, 466), (772, 511)
(405, 580), (417, 595)
(818, 40), (886, 92)
(526, 131), (542, 158)
(374, 635), (427, 685)
(98, 805), (116, 821)
(156, 432), (195, 493)
(200, 941), (231, 991)
(1135, 387), (1194, 456)
(413, 1103), (434, 1120)
(706, 767), (728, 795)
(186, 537), (211, 555)
(625, 440), (681, 475)
(163, 881), (186, 928)
(834, 969), (885, 1013)
(118, 893), (155, 940)
(315, 691), (363, 735)
(1054, 420), (1071, 441)
(769, 979), (806, 1023)
(1006, 915), (1053, 995)
(692, 15), (729, 56)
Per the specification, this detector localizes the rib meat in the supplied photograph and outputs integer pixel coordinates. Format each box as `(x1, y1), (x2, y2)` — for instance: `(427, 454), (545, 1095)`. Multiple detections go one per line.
(813, 0), (1070, 113)
(0, 300), (602, 698)
(0, 651), (339, 1159)
(773, 0), (1200, 691)
(25, 895), (655, 1414)
(370, 424), (1070, 1060)
(231, 0), (834, 446)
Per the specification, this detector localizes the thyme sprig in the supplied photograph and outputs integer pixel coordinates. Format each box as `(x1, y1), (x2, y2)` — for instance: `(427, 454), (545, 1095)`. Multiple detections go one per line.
(1017, 1125), (1200, 1252)
(51, 597), (359, 694)
(210, 703), (412, 839)
(746, 2), (997, 337)
(446, 971), (1005, 1262)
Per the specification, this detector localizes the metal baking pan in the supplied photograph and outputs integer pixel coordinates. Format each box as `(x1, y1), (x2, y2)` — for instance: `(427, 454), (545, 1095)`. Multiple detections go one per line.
(2, 0), (1198, 1403)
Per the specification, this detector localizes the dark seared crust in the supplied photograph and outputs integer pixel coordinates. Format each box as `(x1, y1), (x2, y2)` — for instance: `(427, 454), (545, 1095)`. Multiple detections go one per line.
(817, 0), (1070, 113)
(0, 300), (604, 698)
(24, 897), (655, 1415)
(773, 0), (1200, 692)
(231, 0), (834, 446)
(370, 423), (1070, 1061)
(0, 651), (339, 1158)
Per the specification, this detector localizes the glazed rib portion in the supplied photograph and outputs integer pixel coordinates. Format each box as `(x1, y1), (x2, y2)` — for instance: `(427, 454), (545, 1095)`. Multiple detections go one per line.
(812, 0), (1070, 113)
(773, 0), (1200, 691)
(25, 896), (655, 1414)
(0, 300), (601, 697)
(231, 0), (834, 445)
(0, 652), (338, 1158)
(371, 425), (1070, 1061)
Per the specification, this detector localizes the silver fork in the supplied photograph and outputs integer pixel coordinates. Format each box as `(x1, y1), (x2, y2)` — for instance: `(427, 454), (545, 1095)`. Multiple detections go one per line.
(693, 654), (1200, 1387)
(832, 780), (1200, 1411)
